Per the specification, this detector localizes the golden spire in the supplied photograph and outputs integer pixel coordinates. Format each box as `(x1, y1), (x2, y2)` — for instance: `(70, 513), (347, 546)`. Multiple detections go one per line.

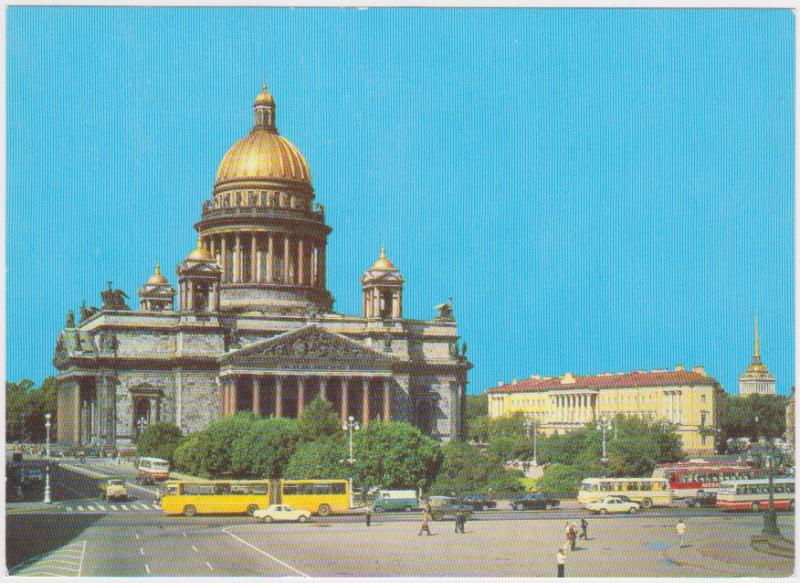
(754, 312), (761, 360)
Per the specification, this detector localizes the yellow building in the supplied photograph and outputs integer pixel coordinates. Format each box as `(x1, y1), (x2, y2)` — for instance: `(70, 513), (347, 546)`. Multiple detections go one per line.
(486, 365), (725, 455)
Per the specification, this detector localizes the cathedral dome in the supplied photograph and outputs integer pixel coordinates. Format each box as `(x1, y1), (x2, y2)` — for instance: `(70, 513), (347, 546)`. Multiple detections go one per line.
(146, 263), (168, 285)
(214, 85), (311, 188)
(369, 247), (397, 272)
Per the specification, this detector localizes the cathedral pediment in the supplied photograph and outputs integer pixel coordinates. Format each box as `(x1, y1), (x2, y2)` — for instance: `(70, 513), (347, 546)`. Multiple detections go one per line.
(219, 325), (397, 371)
(178, 261), (221, 276)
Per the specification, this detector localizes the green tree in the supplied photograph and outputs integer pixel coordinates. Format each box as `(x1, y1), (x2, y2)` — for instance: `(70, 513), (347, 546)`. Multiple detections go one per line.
(5, 378), (57, 442)
(284, 439), (351, 481)
(173, 435), (204, 475)
(351, 422), (443, 491)
(296, 398), (342, 443)
(486, 434), (534, 463)
(193, 413), (256, 477)
(718, 393), (787, 441)
(136, 422), (184, 462)
(231, 417), (301, 479)
(535, 463), (587, 498)
(430, 440), (525, 497)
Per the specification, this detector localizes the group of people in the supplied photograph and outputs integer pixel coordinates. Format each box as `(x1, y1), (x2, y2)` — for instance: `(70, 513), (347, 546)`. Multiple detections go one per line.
(557, 518), (588, 577)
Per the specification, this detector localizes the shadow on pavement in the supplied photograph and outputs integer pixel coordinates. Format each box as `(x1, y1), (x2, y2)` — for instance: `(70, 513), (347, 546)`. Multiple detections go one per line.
(6, 513), (104, 569)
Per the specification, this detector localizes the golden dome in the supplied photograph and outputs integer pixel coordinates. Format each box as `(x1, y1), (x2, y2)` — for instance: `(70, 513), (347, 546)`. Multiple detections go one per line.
(370, 247), (397, 271)
(214, 86), (311, 187)
(254, 84), (275, 107)
(186, 237), (213, 262)
(215, 131), (311, 186)
(146, 263), (168, 285)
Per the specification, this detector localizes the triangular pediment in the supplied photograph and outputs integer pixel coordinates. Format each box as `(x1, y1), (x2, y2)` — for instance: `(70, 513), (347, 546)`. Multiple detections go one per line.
(178, 261), (221, 276)
(362, 270), (404, 284)
(220, 325), (397, 371)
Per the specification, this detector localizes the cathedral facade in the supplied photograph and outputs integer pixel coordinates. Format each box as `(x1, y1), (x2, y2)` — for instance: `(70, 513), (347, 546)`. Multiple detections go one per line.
(54, 86), (471, 448)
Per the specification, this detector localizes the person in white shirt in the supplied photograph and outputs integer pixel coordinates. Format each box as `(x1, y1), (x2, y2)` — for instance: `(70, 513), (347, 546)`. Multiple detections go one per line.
(557, 548), (567, 577)
(676, 520), (687, 548)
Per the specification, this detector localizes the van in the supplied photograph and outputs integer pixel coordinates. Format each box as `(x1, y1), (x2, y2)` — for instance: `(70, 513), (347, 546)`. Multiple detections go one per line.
(372, 489), (419, 513)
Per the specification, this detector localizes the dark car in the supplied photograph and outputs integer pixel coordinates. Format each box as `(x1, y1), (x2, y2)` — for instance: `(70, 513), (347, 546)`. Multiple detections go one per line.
(685, 491), (717, 508)
(427, 496), (473, 521)
(461, 495), (497, 511)
(511, 492), (560, 510)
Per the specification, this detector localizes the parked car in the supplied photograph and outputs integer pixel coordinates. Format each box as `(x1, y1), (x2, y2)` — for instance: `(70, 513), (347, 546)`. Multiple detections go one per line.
(584, 496), (640, 514)
(372, 490), (419, 513)
(23, 468), (44, 483)
(99, 478), (128, 501)
(461, 495), (498, 511)
(253, 504), (311, 523)
(426, 496), (473, 521)
(685, 491), (717, 508)
(510, 492), (560, 511)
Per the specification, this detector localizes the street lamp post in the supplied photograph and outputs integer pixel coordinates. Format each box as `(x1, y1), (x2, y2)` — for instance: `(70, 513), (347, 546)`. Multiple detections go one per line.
(43, 464), (52, 504)
(45, 413), (52, 460)
(762, 440), (781, 537)
(524, 415), (538, 467)
(342, 416), (360, 507)
(597, 417), (613, 477)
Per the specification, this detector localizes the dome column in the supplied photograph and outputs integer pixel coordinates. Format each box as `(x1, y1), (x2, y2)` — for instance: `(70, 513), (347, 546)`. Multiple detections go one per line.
(298, 239), (306, 285)
(283, 234), (291, 284)
(234, 233), (242, 283)
(250, 232), (258, 282)
(267, 234), (275, 282)
(220, 236), (228, 282)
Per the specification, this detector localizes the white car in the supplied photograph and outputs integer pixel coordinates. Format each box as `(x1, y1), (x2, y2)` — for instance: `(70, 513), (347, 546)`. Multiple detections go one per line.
(584, 496), (641, 515)
(253, 504), (312, 523)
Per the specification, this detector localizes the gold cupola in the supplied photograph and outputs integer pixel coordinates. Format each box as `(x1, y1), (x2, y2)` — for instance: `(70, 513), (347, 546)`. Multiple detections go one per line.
(186, 237), (214, 263)
(146, 263), (168, 285)
(214, 84), (312, 190)
(369, 247), (397, 272)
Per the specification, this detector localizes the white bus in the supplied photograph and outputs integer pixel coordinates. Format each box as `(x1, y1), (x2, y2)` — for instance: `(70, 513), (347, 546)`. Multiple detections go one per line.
(136, 457), (170, 484)
(716, 478), (794, 512)
(578, 478), (672, 508)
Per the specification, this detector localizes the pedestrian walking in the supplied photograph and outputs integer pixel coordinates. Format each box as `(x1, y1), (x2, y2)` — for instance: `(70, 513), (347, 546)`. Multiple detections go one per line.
(454, 511), (462, 533)
(580, 517), (588, 540)
(460, 510), (468, 533)
(418, 509), (431, 536)
(556, 548), (567, 577)
(676, 520), (687, 548)
(365, 508), (372, 527)
(567, 522), (577, 551)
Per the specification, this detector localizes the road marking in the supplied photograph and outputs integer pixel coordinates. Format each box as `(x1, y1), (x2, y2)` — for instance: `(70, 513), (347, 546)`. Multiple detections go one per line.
(145, 564), (151, 574)
(182, 532), (188, 538)
(65, 506), (74, 512)
(138, 503), (150, 510)
(121, 505), (130, 511)
(111, 505), (119, 511)
(9, 539), (87, 577)
(205, 562), (214, 571)
(96, 504), (106, 511)
(152, 503), (160, 509)
(222, 529), (310, 577)
(191, 545), (199, 553)
(135, 534), (140, 540)
(60, 463), (160, 496)
(139, 547), (145, 556)
(77, 505), (85, 511)
(85, 505), (96, 512)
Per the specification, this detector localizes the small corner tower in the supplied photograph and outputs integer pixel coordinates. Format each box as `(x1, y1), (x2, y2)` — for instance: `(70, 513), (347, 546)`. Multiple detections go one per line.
(177, 238), (222, 313)
(361, 246), (404, 319)
(138, 263), (176, 311)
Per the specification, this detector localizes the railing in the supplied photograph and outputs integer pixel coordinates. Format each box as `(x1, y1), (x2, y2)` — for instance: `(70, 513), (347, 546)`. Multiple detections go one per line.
(200, 201), (325, 223)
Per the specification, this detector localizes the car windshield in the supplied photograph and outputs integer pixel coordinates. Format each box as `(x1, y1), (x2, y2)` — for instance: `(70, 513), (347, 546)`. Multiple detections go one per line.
(108, 480), (124, 485)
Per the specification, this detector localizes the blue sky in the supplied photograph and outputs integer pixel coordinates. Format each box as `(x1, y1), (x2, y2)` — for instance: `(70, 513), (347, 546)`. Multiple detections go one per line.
(6, 8), (795, 396)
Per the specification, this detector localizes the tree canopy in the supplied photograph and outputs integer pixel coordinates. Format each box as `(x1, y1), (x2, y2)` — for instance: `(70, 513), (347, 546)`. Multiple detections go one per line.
(6, 377), (57, 442)
(718, 393), (787, 442)
(136, 422), (183, 462)
(231, 417), (301, 478)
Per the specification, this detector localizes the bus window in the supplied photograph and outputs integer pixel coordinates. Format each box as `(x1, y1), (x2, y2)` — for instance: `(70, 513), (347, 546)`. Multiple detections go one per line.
(213, 484), (230, 495)
(600, 482), (613, 492)
(640, 482), (652, 491)
(183, 483), (215, 496)
(283, 484), (299, 495)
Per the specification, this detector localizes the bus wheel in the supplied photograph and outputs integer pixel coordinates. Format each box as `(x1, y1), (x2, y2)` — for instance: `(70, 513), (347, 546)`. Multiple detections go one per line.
(628, 507), (636, 514)
(641, 498), (652, 509)
(789, 500), (794, 511)
(752, 502), (760, 512)
(599, 509), (608, 515)
(696, 490), (705, 497)
(247, 504), (258, 516)
(318, 504), (331, 517)
(374, 506), (385, 513)
(405, 506), (413, 512)
(298, 515), (308, 523)
(183, 505), (197, 517)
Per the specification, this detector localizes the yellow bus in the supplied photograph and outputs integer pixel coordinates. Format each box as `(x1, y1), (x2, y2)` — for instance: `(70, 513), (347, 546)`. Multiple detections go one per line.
(161, 481), (271, 516)
(161, 478), (351, 517)
(577, 478), (672, 508)
(279, 479), (350, 516)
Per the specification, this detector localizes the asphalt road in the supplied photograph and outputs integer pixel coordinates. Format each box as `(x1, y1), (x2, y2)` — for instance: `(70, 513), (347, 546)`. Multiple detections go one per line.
(5, 460), (795, 577)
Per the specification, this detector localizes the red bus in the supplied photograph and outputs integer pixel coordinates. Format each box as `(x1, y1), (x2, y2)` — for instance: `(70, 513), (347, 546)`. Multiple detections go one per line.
(653, 465), (759, 498)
